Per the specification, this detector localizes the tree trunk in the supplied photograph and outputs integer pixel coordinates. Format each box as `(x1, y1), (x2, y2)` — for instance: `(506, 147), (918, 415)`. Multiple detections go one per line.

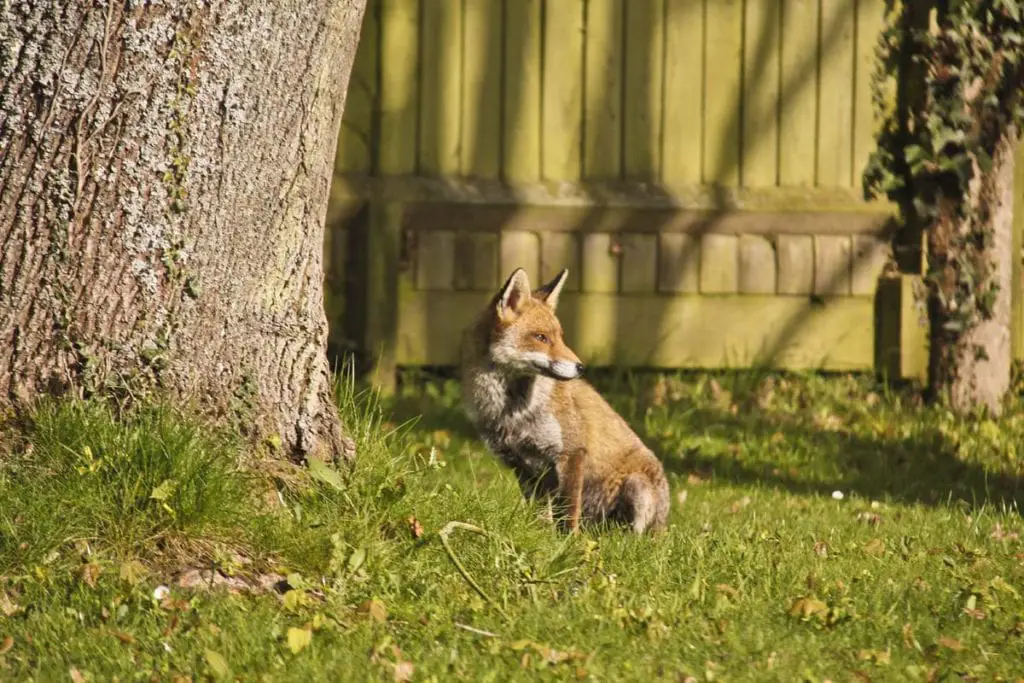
(0, 0), (366, 462)
(927, 128), (1018, 416)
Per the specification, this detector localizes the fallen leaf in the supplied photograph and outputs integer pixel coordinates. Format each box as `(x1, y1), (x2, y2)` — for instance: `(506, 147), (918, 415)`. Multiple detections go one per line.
(407, 517), (424, 540)
(357, 599), (388, 623)
(676, 490), (688, 506)
(991, 523), (1020, 542)
(729, 496), (752, 514)
(393, 661), (414, 682)
(69, 668), (86, 683)
(287, 627), (312, 654)
(856, 512), (883, 526)
(204, 649), (230, 678)
(112, 630), (136, 645)
(119, 560), (147, 586)
(80, 563), (101, 588)
(902, 623), (918, 649)
(686, 473), (706, 486)
(963, 607), (986, 620)
(0, 593), (21, 617)
(307, 456), (345, 492)
(0, 636), (13, 655)
(857, 648), (891, 665)
(936, 636), (963, 652)
(863, 539), (886, 557)
(788, 596), (829, 620)
(813, 541), (829, 558)
(347, 547), (367, 574)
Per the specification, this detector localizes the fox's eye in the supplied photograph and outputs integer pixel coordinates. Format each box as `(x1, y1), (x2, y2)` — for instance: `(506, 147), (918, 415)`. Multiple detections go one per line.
(534, 333), (549, 344)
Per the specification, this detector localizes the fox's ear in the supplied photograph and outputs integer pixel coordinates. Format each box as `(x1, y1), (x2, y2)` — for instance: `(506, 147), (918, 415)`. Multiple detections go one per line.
(534, 268), (569, 311)
(496, 268), (532, 319)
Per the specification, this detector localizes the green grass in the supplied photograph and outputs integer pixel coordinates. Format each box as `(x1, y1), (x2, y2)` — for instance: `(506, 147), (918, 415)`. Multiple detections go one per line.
(3, 370), (1024, 681)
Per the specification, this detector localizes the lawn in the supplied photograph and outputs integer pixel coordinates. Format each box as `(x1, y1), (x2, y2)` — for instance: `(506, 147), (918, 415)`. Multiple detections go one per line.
(2, 369), (1024, 681)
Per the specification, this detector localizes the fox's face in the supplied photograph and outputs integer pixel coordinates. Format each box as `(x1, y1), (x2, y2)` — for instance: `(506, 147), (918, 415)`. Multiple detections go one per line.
(487, 268), (584, 381)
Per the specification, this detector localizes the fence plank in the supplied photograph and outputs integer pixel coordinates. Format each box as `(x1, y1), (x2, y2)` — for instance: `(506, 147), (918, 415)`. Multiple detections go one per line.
(624, 0), (664, 179)
(379, 0), (419, 175)
(581, 233), (619, 293)
(779, 0), (820, 186)
(398, 291), (878, 370)
(500, 231), (541, 283)
(741, 0), (781, 187)
(462, 0), (503, 177)
(583, 0), (624, 179)
(541, 232), (581, 291)
(620, 234), (658, 293)
(503, 0), (543, 181)
(419, 1), (462, 175)
(658, 233), (700, 293)
(663, 0), (704, 186)
(543, 0), (584, 180)
(703, 0), (743, 186)
(853, 0), (885, 186)
(336, 0), (379, 174)
(817, 0), (856, 187)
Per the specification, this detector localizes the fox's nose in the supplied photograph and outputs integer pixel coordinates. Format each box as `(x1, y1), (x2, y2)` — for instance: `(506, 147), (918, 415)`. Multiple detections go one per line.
(575, 363), (585, 376)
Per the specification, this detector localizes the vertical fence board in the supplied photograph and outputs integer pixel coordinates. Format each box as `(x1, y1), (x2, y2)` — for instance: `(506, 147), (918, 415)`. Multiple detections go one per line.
(779, 0), (819, 186)
(543, 0), (585, 180)
(817, 0), (856, 187)
(379, 0), (419, 175)
(703, 0), (743, 186)
(501, 231), (542, 283)
(662, 0), (704, 186)
(853, 0), (885, 186)
(741, 0), (781, 187)
(419, 1), (462, 175)
(583, 0), (624, 179)
(336, 0), (379, 174)
(541, 232), (581, 291)
(624, 0), (664, 179)
(462, 0), (503, 177)
(503, 0), (543, 181)
(620, 233), (658, 292)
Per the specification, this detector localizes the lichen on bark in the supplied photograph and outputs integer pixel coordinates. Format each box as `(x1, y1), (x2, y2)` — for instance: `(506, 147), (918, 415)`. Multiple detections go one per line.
(0, 0), (367, 462)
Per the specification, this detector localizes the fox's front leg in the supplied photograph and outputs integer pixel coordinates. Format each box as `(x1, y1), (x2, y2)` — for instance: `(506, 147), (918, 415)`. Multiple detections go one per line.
(556, 448), (586, 533)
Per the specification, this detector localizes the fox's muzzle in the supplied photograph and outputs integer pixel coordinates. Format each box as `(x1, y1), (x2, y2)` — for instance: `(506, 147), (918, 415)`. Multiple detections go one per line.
(548, 360), (584, 381)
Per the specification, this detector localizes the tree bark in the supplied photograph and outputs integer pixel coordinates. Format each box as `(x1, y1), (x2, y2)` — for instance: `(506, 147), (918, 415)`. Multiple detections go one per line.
(0, 0), (366, 461)
(927, 128), (1018, 416)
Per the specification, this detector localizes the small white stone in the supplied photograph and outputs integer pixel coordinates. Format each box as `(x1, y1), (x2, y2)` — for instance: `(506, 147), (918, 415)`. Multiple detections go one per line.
(152, 585), (170, 600)
(831, 490), (845, 501)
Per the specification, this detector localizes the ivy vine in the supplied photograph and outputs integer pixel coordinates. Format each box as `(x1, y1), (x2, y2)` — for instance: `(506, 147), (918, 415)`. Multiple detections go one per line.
(863, 0), (1024, 353)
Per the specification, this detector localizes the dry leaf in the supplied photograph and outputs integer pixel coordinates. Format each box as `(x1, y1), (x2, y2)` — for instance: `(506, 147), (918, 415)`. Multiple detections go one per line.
(788, 596), (829, 619)
(963, 607), (986, 620)
(80, 563), (101, 588)
(863, 539), (886, 557)
(112, 630), (136, 645)
(0, 593), (20, 617)
(407, 517), (424, 540)
(393, 661), (414, 682)
(204, 649), (230, 678)
(69, 668), (86, 683)
(991, 523), (1020, 542)
(856, 512), (883, 526)
(119, 560), (147, 586)
(287, 627), (312, 654)
(357, 599), (388, 623)
(0, 636), (13, 655)
(813, 541), (829, 558)
(902, 623), (918, 649)
(676, 490), (688, 506)
(686, 473), (706, 486)
(936, 636), (963, 652)
(729, 496), (752, 514)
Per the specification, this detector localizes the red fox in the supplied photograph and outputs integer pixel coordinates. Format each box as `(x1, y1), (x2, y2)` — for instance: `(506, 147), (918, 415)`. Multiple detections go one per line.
(460, 267), (670, 534)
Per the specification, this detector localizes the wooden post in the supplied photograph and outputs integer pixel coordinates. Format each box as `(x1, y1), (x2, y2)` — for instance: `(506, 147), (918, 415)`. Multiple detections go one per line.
(365, 201), (403, 393)
(875, 274), (928, 382)
(1012, 140), (1024, 361)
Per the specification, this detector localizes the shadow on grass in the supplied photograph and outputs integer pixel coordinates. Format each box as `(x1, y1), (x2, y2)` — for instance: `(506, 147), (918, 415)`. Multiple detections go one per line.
(384, 369), (1024, 513)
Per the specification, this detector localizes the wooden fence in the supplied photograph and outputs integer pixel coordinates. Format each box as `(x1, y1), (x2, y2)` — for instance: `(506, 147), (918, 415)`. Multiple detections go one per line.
(323, 0), (1024, 388)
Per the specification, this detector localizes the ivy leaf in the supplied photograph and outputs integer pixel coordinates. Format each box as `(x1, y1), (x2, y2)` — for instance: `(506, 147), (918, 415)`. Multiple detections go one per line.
(287, 627), (312, 655)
